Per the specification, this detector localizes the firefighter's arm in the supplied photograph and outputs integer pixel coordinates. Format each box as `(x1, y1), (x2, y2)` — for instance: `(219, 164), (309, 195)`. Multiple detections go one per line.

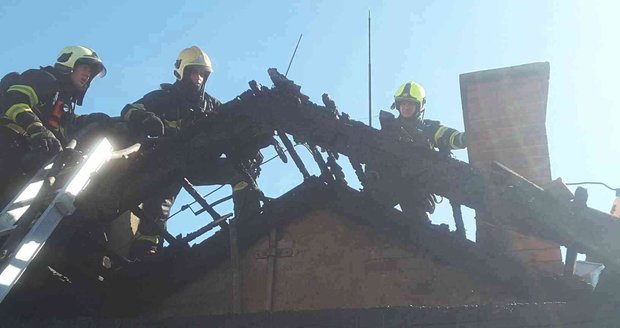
(2, 74), (62, 152)
(422, 119), (467, 150)
(121, 99), (164, 137)
(1, 73), (50, 135)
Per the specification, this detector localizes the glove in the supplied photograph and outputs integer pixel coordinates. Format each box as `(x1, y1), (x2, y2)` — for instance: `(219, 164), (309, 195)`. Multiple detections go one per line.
(139, 112), (164, 137)
(76, 112), (112, 128)
(27, 126), (62, 154)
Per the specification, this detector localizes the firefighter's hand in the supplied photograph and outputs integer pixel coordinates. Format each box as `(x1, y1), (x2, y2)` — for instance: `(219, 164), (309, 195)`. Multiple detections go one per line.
(78, 112), (112, 127)
(140, 112), (165, 137)
(28, 126), (62, 154)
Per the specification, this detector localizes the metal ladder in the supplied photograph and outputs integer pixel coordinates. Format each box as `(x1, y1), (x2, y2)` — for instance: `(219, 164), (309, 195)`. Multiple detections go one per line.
(0, 138), (114, 304)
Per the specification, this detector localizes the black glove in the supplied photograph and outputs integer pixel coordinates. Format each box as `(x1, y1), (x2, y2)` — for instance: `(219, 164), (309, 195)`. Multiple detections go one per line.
(76, 112), (112, 128)
(27, 126), (62, 154)
(139, 112), (165, 137)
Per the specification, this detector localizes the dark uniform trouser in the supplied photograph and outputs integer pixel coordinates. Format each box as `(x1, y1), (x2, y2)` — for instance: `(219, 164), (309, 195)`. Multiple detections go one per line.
(135, 159), (261, 245)
(364, 167), (432, 224)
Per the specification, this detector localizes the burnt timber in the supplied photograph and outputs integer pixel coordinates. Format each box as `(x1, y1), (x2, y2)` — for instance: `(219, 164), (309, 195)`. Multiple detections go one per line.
(93, 68), (620, 270)
(1, 66), (619, 326)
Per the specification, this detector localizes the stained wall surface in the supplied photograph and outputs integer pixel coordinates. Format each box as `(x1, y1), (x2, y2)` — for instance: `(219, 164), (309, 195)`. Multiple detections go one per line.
(151, 209), (516, 319)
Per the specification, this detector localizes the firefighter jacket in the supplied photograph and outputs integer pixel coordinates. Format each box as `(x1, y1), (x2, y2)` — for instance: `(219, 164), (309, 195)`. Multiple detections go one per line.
(0, 66), (81, 144)
(121, 81), (221, 135)
(367, 110), (467, 217)
(378, 110), (467, 150)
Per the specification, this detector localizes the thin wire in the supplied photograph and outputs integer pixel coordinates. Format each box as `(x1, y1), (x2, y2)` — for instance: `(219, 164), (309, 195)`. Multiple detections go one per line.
(565, 181), (618, 192)
(168, 184), (226, 219)
(168, 144), (300, 220)
(262, 150), (288, 165)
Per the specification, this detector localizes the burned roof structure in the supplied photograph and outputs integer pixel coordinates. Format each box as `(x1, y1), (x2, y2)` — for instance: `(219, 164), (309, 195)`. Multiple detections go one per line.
(2, 180), (615, 326)
(1, 64), (620, 327)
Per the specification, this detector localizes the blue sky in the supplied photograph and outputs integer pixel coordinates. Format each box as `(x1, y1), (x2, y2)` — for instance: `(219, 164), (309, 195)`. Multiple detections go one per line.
(1, 1), (618, 245)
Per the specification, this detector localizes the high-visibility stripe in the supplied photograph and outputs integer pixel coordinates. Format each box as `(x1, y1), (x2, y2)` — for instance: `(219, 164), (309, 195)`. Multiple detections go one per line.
(433, 126), (448, 143)
(233, 181), (249, 192)
(122, 107), (137, 121)
(25, 121), (43, 132)
(445, 132), (466, 149)
(123, 104), (146, 121)
(5, 104), (32, 122)
(135, 233), (160, 245)
(2, 122), (26, 135)
(164, 119), (178, 129)
(449, 132), (457, 148)
(7, 85), (39, 107)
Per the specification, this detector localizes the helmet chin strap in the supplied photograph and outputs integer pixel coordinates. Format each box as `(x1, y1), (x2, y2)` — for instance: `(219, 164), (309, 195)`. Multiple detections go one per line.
(177, 76), (208, 112)
(198, 78), (206, 104)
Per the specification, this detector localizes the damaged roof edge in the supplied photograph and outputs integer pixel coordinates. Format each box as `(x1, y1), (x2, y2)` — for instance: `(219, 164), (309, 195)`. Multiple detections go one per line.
(168, 178), (330, 283)
(110, 178), (592, 317)
(159, 177), (588, 301)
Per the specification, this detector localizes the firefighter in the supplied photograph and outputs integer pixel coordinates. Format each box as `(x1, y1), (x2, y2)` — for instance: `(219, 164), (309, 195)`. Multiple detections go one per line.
(0, 46), (108, 207)
(121, 46), (261, 259)
(366, 80), (467, 222)
(389, 80), (466, 150)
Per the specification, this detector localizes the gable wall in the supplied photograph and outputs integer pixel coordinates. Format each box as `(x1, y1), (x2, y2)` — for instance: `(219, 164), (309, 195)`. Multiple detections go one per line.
(151, 209), (517, 319)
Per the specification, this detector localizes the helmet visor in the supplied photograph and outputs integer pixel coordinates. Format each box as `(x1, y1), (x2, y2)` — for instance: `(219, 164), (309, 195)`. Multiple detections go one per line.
(75, 57), (107, 78)
(184, 65), (211, 82)
(394, 98), (421, 109)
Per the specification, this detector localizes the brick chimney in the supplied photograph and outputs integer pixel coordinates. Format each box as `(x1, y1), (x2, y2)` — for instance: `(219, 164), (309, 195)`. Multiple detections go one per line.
(460, 62), (563, 274)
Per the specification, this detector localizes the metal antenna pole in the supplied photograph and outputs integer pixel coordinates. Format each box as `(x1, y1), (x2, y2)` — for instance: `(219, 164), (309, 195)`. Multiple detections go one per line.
(285, 34), (303, 77)
(368, 11), (372, 128)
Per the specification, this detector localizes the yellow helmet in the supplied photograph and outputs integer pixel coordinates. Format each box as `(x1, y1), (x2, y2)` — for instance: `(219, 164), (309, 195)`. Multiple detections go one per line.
(174, 46), (213, 80)
(393, 81), (426, 114)
(55, 45), (106, 78)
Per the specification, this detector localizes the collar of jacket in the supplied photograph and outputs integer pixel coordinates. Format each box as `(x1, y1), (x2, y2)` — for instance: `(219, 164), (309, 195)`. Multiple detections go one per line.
(173, 80), (203, 103)
(397, 115), (422, 128)
(41, 66), (80, 105)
